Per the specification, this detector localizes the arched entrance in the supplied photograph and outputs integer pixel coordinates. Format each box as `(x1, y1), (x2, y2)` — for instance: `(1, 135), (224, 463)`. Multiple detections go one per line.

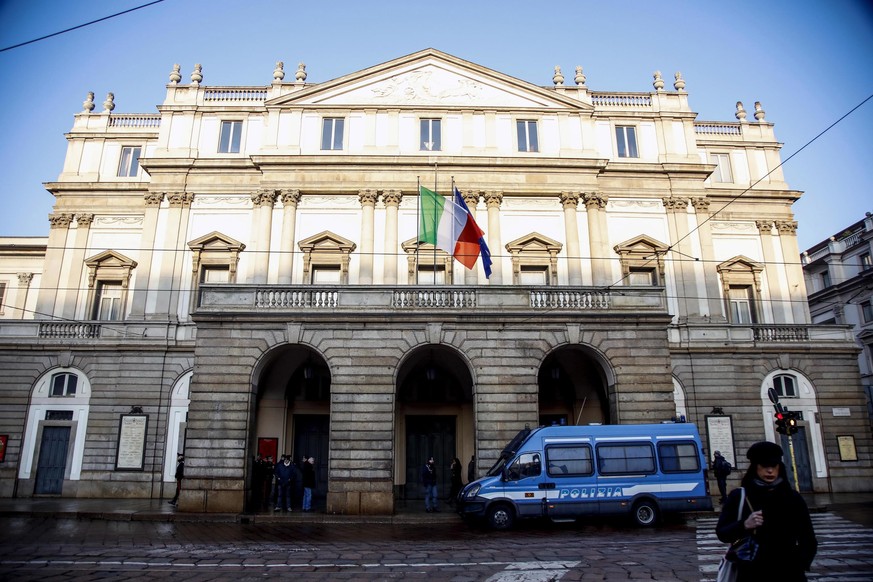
(251, 345), (330, 511)
(538, 346), (611, 426)
(395, 345), (474, 505)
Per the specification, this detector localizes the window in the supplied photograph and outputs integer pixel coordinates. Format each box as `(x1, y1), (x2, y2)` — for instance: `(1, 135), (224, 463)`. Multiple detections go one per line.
(117, 146), (141, 177)
(516, 120), (538, 152)
(728, 285), (754, 324)
(420, 118), (441, 151)
(0, 281), (6, 313)
(547, 445), (593, 476)
(321, 118), (345, 150)
(658, 442), (700, 473)
(45, 410), (74, 420)
(506, 452), (541, 481)
(615, 125), (638, 158)
(773, 374), (797, 398)
(596, 443), (655, 475)
(218, 121), (242, 153)
(312, 265), (341, 284)
(417, 265), (446, 285)
(95, 281), (123, 320)
(861, 253), (872, 270)
(50, 373), (78, 397)
(710, 153), (733, 183)
(201, 266), (230, 284)
(519, 266), (548, 285)
(507, 233), (562, 286)
(628, 267), (656, 286)
(820, 270), (831, 289)
(863, 300), (873, 324)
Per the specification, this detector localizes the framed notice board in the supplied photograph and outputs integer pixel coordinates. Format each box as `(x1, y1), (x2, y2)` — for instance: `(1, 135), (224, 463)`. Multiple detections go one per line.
(116, 414), (148, 470)
(704, 415), (736, 467)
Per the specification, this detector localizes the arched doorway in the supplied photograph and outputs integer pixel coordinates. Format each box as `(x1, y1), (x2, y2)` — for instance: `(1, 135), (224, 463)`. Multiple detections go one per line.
(251, 345), (331, 511)
(538, 346), (610, 426)
(395, 345), (474, 505)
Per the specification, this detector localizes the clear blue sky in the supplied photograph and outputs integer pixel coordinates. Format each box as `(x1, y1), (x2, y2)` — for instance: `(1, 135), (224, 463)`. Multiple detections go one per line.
(1, 0), (871, 251)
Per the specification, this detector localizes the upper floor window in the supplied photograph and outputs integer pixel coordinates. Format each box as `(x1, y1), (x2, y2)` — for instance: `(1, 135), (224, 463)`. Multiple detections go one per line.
(311, 265), (342, 284)
(862, 299), (873, 324)
(218, 121), (242, 153)
(773, 374), (797, 398)
(321, 118), (345, 150)
(0, 281), (6, 314)
(420, 118), (441, 151)
(50, 372), (78, 397)
(615, 125), (638, 158)
(728, 285), (755, 324)
(201, 265), (230, 284)
(117, 146), (141, 177)
(860, 253), (872, 270)
(710, 152), (733, 182)
(516, 120), (538, 152)
(506, 232), (562, 286)
(820, 270), (831, 289)
(94, 281), (123, 320)
(628, 267), (657, 286)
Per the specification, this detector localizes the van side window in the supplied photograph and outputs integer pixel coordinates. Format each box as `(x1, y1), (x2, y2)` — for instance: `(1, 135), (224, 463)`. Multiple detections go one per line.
(658, 442), (701, 473)
(546, 445), (593, 476)
(596, 443), (656, 475)
(506, 452), (541, 481)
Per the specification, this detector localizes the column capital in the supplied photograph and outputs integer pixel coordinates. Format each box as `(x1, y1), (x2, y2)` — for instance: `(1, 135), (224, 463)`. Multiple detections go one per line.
(144, 192), (164, 206)
(775, 220), (798, 235)
(18, 272), (34, 286)
(461, 190), (480, 208)
(484, 190), (503, 208)
(661, 197), (689, 213)
(382, 189), (403, 206)
(583, 192), (608, 209)
(74, 213), (94, 227)
(756, 220), (775, 235)
(48, 213), (74, 229)
(560, 191), (580, 209)
(251, 189), (278, 207)
(358, 188), (379, 206)
(690, 197), (711, 213)
(280, 189), (301, 206)
(167, 192), (194, 207)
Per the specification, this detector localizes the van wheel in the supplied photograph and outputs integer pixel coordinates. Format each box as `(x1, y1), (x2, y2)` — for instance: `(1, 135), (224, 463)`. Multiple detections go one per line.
(632, 499), (658, 527)
(487, 504), (515, 530)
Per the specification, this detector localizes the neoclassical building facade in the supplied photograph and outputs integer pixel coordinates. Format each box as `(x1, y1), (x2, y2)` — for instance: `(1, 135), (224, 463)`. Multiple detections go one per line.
(0, 49), (869, 513)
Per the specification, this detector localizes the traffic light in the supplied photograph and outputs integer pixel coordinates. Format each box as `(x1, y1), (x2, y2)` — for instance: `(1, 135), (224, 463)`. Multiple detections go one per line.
(775, 410), (787, 434)
(786, 411), (799, 435)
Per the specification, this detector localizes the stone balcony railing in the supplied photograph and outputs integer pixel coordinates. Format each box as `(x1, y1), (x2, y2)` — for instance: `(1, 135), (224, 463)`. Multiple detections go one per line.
(669, 322), (854, 346)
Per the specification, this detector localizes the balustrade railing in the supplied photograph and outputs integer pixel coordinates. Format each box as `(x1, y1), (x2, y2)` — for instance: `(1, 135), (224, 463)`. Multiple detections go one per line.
(753, 325), (810, 342)
(530, 289), (610, 309)
(108, 115), (161, 128)
(393, 289), (477, 308)
(693, 122), (741, 136)
(204, 87), (268, 102)
(39, 322), (100, 339)
(591, 92), (652, 108)
(255, 289), (338, 308)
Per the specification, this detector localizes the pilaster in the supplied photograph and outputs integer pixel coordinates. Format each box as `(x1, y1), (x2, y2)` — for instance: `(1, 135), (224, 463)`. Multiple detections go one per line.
(35, 213), (74, 319)
(560, 192), (583, 285)
(484, 191), (503, 284)
(358, 189), (379, 285)
(278, 189), (301, 284)
(382, 189), (402, 285)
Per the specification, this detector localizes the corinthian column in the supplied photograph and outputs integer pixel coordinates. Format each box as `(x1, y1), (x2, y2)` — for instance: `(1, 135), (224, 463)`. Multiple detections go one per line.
(382, 189), (402, 284)
(357, 189), (379, 285)
(462, 190), (481, 285)
(690, 197), (724, 321)
(251, 189), (278, 284)
(662, 197), (693, 319)
(277, 189), (301, 284)
(35, 213), (74, 319)
(14, 272), (34, 319)
(560, 192), (583, 285)
(59, 213), (94, 319)
(583, 192), (609, 286)
(775, 220), (810, 323)
(130, 192), (163, 318)
(756, 220), (785, 323)
(154, 192), (193, 320)
(484, 191), (503, 284)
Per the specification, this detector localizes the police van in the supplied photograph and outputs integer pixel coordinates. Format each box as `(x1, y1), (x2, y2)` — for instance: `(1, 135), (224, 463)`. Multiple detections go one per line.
(457, 423), (713, 530)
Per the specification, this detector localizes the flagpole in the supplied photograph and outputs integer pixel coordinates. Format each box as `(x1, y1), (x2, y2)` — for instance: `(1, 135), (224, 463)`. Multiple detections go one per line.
(433, 161), (438, 283)
(416, 176), (420, 286)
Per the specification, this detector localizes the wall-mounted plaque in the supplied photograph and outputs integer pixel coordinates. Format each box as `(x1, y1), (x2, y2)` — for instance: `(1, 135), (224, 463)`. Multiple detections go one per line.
(116, 414), (148, 470)
(837, 435), (857, 461)
(705, 415), (736, 467)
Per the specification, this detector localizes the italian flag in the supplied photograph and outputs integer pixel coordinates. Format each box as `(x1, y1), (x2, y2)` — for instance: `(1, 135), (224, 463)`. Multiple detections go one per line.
(419, 186), (492, 278)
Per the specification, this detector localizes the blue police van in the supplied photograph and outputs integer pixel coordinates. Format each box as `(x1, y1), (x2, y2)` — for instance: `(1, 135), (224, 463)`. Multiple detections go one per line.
(457, 423), (713, 529)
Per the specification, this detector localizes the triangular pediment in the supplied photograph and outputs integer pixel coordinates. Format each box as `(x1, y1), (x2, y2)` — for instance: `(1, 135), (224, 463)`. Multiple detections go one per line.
(613, 234), (669, 256)
(298, 230), (356, 252)
(85, 249), (137, 269)
(717, 255), (763, 273)
(187, 231), (245, 252)
(506, 232), (563, 253)
(268, 48), (591, 111)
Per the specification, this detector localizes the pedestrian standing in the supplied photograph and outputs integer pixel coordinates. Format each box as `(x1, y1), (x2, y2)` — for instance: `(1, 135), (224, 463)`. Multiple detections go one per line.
(467, 455), (476, 482)
(274, 455), (295, 511)
(421, 456), (439, 513)
(168, 453), (184, 506)
(302, 456), (316, 512)
(712, 450), (731, 504)
(716, 441), (817, 581)
(448, 457), (463, 506)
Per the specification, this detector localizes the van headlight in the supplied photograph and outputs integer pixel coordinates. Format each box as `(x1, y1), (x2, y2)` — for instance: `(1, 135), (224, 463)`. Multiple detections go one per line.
(465, 484), (480, 498)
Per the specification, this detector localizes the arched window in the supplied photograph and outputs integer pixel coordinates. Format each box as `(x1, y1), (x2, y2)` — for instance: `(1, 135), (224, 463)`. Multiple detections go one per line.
(773, 374), (797, 398)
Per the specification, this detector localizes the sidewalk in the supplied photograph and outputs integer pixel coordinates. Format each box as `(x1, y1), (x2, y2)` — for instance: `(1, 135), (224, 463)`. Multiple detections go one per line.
(1, 493), (870, 524)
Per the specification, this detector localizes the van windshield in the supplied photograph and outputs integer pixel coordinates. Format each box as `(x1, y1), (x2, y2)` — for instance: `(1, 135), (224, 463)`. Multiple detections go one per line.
(485, 426), (532, 477)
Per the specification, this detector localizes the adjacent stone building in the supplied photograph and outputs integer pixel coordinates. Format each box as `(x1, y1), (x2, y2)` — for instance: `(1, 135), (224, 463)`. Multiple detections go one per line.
(0, 49), (869, 514)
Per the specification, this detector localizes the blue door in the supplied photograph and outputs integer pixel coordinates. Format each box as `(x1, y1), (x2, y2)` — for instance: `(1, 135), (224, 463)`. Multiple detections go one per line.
(35, 426), (70, 495)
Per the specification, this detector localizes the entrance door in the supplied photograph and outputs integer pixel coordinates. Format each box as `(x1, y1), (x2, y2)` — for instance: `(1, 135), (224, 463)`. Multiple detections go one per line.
(405, 415), (456, 499)
(780, 429), (813, 492)
(293, 415), (329, 501)
(34, 426), (70, 495)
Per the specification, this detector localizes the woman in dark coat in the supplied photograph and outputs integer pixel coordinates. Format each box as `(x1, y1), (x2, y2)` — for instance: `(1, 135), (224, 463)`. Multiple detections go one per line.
(448, 457), (463, 506)
(716, 441), (817, 581)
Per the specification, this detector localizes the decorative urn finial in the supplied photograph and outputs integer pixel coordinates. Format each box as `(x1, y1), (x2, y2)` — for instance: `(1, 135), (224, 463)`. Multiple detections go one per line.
(191, 63), (203, 85)
(754, 101), (766, 121)
(273, 61), (285, 81)
(82, 91), (95, 113)
(168, 64), (182, 84)
(574, 66), (586, 87)
(673, 71), (685, 91)
(295, 62), (307, 82)
(102, 92), (115, 113)
(553, 65), (564, 86)
(653, 71), (664, 91)
(735, 101), (747, 121)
